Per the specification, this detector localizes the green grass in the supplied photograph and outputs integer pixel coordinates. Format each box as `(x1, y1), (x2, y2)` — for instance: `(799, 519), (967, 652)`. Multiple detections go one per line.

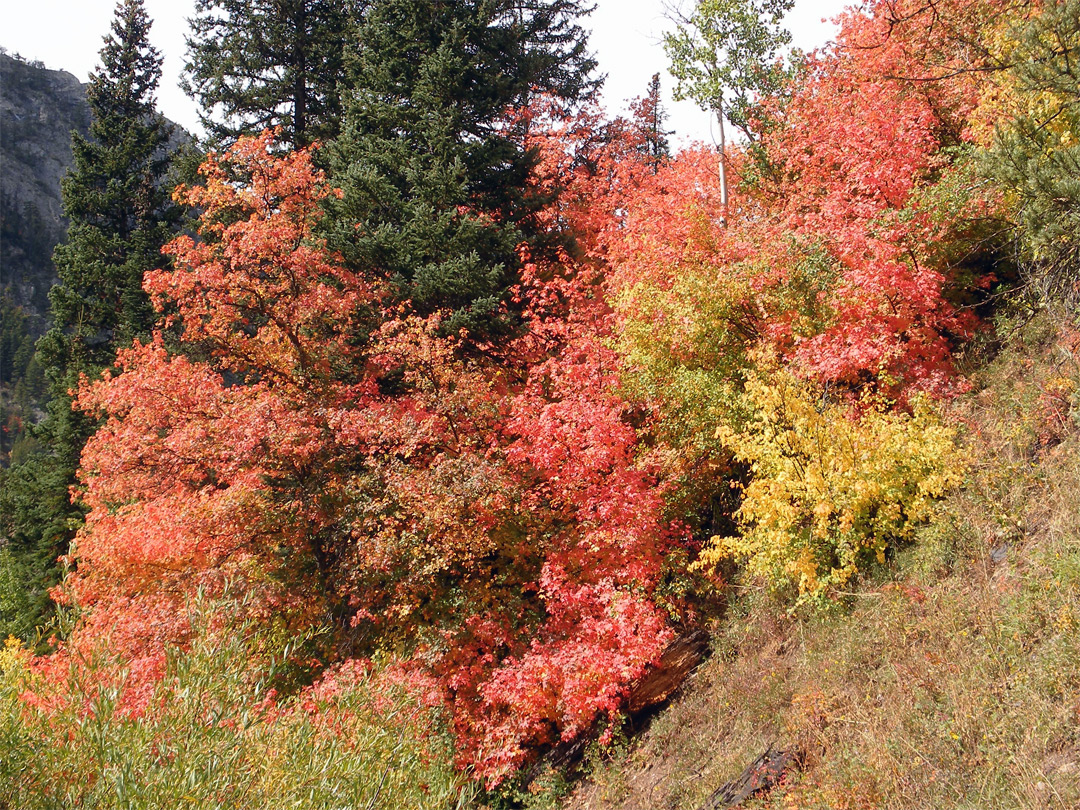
(0, 603), (475, 810)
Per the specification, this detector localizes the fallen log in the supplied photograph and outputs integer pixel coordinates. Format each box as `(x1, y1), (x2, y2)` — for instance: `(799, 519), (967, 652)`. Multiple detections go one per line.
(627, 628), (710, 714)
(696, 745), (801, 809)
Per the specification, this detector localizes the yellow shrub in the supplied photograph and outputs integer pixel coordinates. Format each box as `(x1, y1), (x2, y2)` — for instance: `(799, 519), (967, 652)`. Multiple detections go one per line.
(697, 370), (964, 604)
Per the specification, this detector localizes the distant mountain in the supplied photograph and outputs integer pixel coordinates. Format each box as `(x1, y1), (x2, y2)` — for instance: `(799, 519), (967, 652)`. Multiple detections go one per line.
(0, 50), (190, 336)
(0, 51), (91, 335)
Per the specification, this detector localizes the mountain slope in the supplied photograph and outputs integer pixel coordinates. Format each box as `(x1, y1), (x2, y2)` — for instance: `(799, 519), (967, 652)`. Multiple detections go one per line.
(558, 313), (1080, 810)
(0, 51), (91, 335)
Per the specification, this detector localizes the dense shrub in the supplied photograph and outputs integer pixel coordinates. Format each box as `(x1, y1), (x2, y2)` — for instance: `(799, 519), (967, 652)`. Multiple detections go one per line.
(697, 368), (965, 604)
(0, 604), (473, 810)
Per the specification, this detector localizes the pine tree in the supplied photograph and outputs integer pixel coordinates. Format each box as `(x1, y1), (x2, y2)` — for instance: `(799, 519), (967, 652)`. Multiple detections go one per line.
(0, 0), (178, 642)
(632, 73), (672, 173)
(183, 0), (356, 148)
(42, 0), (176, 379)
(326, 0), (597, 340)
(984, 0), (1080, 312)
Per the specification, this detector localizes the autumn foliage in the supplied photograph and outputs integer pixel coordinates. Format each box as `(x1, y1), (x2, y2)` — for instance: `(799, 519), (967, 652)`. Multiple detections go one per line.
(56, 131), (679, 784)
(16, 0), (1061, 795)
(603, 0), (1009, 592)
(700, 366), (964, 604)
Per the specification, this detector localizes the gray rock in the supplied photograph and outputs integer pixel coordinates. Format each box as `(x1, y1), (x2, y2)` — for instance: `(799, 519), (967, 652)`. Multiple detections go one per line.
(0, 51), (89, 333)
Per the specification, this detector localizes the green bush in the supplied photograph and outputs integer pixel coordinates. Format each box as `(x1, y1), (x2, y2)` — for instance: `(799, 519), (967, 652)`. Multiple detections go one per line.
(0, 604), (474, 810)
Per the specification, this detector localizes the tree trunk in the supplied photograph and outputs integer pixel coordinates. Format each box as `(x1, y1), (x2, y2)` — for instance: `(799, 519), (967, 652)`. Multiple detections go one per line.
(717, 108), (728, 225)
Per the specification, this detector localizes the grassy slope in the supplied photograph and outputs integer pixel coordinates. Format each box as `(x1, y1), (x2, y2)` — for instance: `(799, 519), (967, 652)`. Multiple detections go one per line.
(560, 313), (1080, 810)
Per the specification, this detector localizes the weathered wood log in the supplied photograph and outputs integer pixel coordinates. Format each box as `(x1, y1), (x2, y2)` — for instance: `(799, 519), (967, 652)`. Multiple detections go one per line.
(697, 745), (801, 809)
(627, 628), (710, 715)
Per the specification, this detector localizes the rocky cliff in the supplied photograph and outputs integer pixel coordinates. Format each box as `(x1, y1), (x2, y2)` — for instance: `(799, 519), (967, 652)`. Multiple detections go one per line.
(0, 51), (91, 335)
(0, 51), (189, 338)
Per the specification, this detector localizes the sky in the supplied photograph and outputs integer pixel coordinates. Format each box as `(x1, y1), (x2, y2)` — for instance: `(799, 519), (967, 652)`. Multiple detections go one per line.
(1, 0), (852, 145)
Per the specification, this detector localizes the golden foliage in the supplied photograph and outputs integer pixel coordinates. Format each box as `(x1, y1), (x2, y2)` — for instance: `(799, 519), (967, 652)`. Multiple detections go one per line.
(697, 369), (965, 603)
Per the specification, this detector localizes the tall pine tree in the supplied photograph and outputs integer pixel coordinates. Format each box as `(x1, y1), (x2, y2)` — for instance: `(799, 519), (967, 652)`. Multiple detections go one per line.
(183, 0), (356, 148)
(326, 0), (597, 340)
(631, 73), (672, 173)
(0, 0), (178, 642)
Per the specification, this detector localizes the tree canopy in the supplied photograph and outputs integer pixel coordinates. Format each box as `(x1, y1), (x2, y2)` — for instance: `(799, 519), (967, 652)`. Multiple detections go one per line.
(326, 0), (598, 339)
(183, 0), (356, 148)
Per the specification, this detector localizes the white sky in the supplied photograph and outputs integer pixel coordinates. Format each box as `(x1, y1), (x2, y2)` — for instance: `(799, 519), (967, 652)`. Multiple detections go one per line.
(1, 0), (851, 145)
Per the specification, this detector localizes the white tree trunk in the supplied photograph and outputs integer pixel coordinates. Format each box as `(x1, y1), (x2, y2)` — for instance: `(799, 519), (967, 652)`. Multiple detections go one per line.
(717, 109), (728, 224)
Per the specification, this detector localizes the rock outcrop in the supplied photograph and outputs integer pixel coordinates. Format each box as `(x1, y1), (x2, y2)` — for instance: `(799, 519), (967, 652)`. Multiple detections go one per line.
(0, 51), (91, 334)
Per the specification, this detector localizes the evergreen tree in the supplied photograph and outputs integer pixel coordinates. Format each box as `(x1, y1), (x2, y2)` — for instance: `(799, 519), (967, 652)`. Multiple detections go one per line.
(0, 296), (40, 464)
(42, 0), (176, 377)
(0, 297), (33, 389)
(0, 0), (178, 642)
(984, 0), (1080, 312)
(632, 73), (672, 173)
(326, 0), (597, 340)
(183, 0), (356, 148)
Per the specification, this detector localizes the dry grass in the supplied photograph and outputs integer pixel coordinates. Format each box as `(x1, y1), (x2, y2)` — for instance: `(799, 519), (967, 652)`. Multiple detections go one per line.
(563, 312), (1080, 810)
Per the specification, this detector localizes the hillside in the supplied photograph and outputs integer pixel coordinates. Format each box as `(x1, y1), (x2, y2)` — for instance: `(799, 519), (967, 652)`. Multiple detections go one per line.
(0, 1), (1078, 808)
(557, 314), (1080, 809)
